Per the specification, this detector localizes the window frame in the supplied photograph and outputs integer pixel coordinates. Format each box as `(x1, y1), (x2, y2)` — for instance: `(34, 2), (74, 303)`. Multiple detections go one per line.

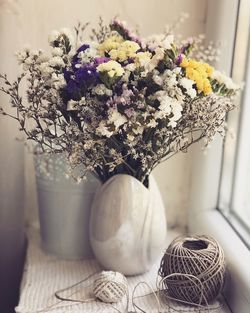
(218, 0), (250, 248)
(188, 0), (250, 312)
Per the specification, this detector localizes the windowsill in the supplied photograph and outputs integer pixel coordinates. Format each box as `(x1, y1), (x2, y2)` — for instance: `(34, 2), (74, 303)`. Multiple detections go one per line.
(189, 209), (250, 313)
(16, 225), (232, 313)
(222, 211), (250, 250)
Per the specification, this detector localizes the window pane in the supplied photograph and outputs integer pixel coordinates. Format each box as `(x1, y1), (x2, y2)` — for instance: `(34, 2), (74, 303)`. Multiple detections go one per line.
(231, 43), (250, 229)
(218, 0), (250, 247)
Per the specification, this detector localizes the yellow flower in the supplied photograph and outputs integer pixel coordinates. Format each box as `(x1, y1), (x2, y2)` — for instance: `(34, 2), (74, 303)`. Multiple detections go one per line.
(196, 66), (207, 77)
(186, 67), (195, 80)
(135, 51), (152, 67)
(203, 79), (212, 95)
(188, 59), (199, 69)
(108, 40), (140, 62)
(109, 49), (127, 62)
(98, 35), (124, 54)
(196, 78), (204, 91)
(97, 60), (124, 77)
(204, 63), (214, 76)
(121, 41), (140, 55)
(181, 57), (214, 94)
(180, 58), (189, 68)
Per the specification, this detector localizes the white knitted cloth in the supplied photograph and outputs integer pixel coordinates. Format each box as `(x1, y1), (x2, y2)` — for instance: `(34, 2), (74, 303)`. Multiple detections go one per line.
(15, 227), (228, 313)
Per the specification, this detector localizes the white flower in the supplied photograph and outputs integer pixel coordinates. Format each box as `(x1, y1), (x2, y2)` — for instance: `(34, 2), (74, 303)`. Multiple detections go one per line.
(39, 62), (53, 76)
(16, 48), (30, 64)
(168, 75), (177, 87)
(97, 121), (113, 137)
(145, 34), (174, 50)
(37, 54), (49, 64)
(145, 34), (164, 50)
(146, 47), (165, 71)
(48, 30), (60, 44)
(52, 47), (63, 57)
(51, 73), (66, 90)
(153, 74), (163, 86)
(161, 70), (177, 89)
(108, 109), (127, 129)
(125, 63), (136, 72)
(92, 84), (112, 96)
(169, 102), (183, 127)
(127, 134), (135, 141)
(173, 67), (182, 75)
(121, 70), (131, 83)
(140, 71), (148, 77)
(147, 119), (158, 128)
(153, 48), (165, 61)
(49, 56), (65, 68)
(48, 28), (74, 47)
(79, 97), (86, 106)
(132, 126), (144, 135)
(22, 57), (33, 68)
(187, 88), (197, 99)
(158, 95), (172, 116)
(212, 70), (239, 90)
(154, 91), (183, 127)
(67, 100), (78, 111)
(180, 77), (193, 90)
(162, 35), (174, 49)
(77, 47), (97, 64)
(60, 28), (74, 45)
(179, 77), (197, 98)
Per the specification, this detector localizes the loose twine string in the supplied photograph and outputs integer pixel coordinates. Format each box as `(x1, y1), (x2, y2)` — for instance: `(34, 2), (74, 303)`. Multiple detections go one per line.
(24, 273), (222, 313)
(24, 236), (225, 313)
(24, 271), (98, 313)
(131, 276), (222, 313)
(25, 271), (129, 313)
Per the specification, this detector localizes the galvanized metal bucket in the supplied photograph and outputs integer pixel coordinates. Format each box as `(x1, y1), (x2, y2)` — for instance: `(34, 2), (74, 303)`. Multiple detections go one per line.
(34, 152), (100, 259)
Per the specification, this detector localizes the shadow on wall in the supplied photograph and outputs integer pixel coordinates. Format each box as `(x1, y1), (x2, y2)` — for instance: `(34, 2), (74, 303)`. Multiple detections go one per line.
(0, 119), (26, 313)
(0, 240), (26, 313)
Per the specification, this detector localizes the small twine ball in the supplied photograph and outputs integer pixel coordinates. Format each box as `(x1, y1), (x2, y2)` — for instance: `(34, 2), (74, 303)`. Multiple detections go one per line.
(159, 235), (226, 305)
(93, 271), (128, 303)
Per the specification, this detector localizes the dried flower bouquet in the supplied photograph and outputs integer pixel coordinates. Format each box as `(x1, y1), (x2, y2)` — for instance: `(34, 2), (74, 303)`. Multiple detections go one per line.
(0, 18), (239, 186)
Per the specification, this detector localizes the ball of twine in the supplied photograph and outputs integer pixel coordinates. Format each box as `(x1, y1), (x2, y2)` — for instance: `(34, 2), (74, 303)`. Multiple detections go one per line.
(158, 235), (226, 306)
(93, 271), (128, 303)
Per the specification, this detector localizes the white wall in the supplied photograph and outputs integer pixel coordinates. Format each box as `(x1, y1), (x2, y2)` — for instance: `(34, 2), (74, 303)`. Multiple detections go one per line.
(0, 0), (208, 232)
(188, 0), (239, 227)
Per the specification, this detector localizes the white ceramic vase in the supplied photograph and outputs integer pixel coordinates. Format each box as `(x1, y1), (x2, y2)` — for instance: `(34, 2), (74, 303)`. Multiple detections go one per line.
(89, 174), (167, 275)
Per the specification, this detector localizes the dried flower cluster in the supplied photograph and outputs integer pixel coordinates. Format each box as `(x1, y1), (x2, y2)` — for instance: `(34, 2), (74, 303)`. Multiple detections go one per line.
(0, 19), (239, 186)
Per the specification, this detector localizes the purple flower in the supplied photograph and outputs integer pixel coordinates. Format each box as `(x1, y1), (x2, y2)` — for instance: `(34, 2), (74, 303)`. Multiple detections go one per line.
(94, 57), (110, 66)
(62, 64), (98, 101)
(176, 54), (184, 66)
(125, 108), (135, 118)
(71, 44), (91, 69)
(63, 69), (74, 83)
(110, 19), (142, 46)
(127, 57), (135, 64)
(61, 45), (105, 102)
(75, 65), (96, 82)
(77, 44), (90, 54)
(75, 65), (98, 86)
(179, 38), (194, 55)
(65, 80), (80, 99)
